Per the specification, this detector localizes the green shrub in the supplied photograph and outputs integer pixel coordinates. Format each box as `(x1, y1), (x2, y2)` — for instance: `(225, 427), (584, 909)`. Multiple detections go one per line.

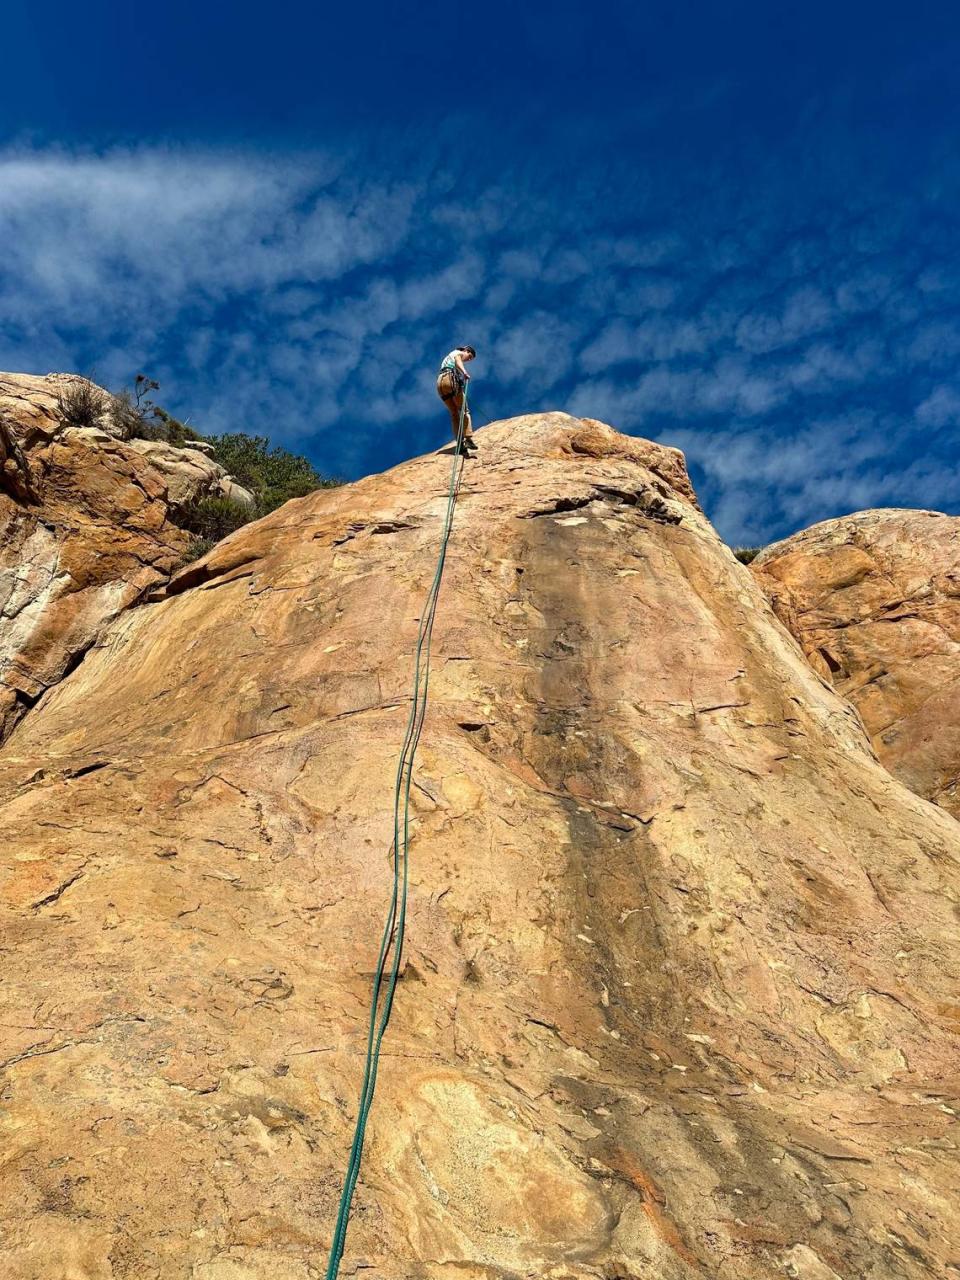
(176, 495), (254, 542)
(107, 376), (205, 446)
(183, 535), (217, 562)
(152, 407), (204, 446)
(206, 432), (338, 515)
(733, 546), (762, 565)
(107, 389), (149, 440)
(58, 379), (106, 428)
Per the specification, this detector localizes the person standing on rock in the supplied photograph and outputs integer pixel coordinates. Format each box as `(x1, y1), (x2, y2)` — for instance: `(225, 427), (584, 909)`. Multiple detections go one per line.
(436, 346), (477, 451)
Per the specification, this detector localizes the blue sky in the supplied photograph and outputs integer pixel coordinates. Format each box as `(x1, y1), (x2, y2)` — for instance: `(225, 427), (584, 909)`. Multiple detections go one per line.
(2, 1), (960, 544)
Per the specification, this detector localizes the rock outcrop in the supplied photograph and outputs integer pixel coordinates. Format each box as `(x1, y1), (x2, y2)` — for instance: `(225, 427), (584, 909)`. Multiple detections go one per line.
(1, 415), (959, 1279)
(753, 508), (960, 819)
(0, 373), (252, 743)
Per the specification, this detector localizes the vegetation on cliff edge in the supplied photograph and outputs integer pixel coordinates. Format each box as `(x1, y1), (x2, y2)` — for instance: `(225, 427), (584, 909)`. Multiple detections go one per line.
(109, 376), (340, 555)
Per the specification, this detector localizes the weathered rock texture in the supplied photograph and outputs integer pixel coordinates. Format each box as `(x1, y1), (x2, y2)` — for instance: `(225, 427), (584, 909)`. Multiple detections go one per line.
(753, 508), (960, 819)
(0, 373), (250, 743)
(1, 415), (959, 1279)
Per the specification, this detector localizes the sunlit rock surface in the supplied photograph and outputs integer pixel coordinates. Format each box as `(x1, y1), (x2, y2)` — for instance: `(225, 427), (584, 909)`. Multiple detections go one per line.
(753, 507), (960, 819)
(0, 372), (250, 744)
(1, 414), (958, 1278)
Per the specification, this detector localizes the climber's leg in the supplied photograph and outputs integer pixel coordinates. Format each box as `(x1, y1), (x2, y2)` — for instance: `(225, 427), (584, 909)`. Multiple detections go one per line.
(448, 388), (473, 441)
(449, 389), (468, 439)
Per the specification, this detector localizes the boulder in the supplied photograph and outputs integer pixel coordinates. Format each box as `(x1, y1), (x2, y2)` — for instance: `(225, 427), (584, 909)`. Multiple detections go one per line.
(212, 474), (257, 510)
(126, 437), (255, 510)
(0, 371), (118, 444)
(753, 508), (960, 817)
(183, 438), (217, 456)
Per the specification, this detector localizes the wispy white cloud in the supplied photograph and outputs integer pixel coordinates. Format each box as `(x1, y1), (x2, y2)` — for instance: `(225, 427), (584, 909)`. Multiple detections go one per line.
(1, 139), (959, 545)
(916, 385), (960, 429)
(906, 322), (960, 368)
(735, 286), (836, 353)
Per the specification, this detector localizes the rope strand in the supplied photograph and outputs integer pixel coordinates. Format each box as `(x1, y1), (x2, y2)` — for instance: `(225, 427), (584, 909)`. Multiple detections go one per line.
(324, 395), (470, 1279)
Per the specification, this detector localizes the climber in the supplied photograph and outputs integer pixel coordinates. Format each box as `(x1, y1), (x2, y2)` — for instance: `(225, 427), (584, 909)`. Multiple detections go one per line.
(436, 345), (477, 451)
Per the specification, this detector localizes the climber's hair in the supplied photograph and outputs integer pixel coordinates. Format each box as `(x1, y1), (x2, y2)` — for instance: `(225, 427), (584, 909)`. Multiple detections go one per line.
(458, 345), (476, 358)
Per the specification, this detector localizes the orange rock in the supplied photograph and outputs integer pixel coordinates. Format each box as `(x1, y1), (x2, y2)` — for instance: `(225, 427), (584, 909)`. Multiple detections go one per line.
(753, 508), (960, 817)
(0, 373), (249, 744)
(0, 413), (958, 1278)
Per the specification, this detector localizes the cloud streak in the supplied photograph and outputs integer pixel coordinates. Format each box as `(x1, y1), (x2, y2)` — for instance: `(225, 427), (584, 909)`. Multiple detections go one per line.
(1, 135), (959, 545)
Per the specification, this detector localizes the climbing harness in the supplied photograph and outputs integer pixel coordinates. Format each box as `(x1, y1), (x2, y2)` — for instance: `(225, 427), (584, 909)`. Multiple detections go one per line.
(323, 393), (471, 1279)
(437, 368), (465, 402)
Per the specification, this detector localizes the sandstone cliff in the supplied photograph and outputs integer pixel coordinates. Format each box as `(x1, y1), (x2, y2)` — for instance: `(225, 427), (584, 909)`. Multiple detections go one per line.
(1, 414), (958, 1279)
(0, 373), (252, 744)
(753, 508), (960, 820)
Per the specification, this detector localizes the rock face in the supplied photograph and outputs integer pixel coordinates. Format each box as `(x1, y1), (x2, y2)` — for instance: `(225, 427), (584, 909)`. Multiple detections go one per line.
(0, 373), (251, 743)
(753, 508), (960, 818)
(1, 414), (959, 1279)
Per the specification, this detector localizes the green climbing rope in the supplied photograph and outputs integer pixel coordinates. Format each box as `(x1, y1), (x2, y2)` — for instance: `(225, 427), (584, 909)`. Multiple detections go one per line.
(324, 392), (471, 1279)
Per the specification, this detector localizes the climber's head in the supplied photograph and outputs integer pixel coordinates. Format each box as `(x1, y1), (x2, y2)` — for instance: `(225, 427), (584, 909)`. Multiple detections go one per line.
(458, 345), (476, 361)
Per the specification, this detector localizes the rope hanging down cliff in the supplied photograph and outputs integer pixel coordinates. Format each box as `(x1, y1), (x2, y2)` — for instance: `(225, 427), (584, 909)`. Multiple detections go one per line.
(323, 395), (471, 1280)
